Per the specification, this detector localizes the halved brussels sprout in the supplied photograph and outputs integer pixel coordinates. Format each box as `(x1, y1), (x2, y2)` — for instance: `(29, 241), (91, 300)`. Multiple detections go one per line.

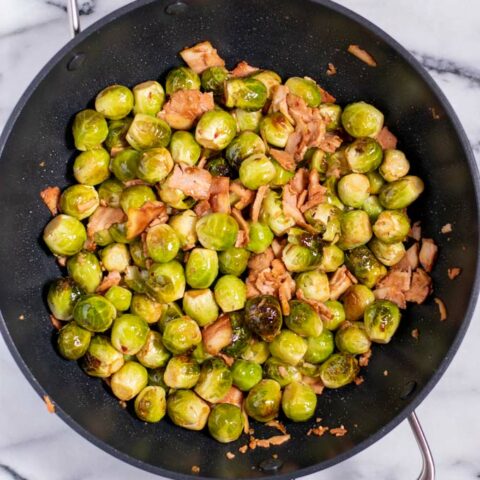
(165, 67), (201, 95)
(224, 77), (268, 111)
(373, 210), (410, 244)
(259, 112), (294, 148)
(164, 355), (201, 389)
(285, 77), (321, 107)
(319, 353), (359, 388)
(319, 103), (342, 131)
(231, 359), (262, 391)
(162, 316), (202, 354)
(136, 330), (171, 369)
(183, 289), (219, 326)
(137, 147), (174, 184)
(260, 189), (295, 235)
(369, 238), (406, 266)
(168, 210), (198, 251)
(285, 300), (323, 338)
(120, 185), (156, 213)
(110, 148), (141, 182)
(341, 102), (384, 138)
(196, 213), (239, 251)
(169, 131), (202, 166)
(263, 357), (302, 387)
(304, 203), (341, 242)
(72, 109), (109, 151)
(282, 381), (317, 422)
(126, 113), (171, 150)
(337, 210), (372, 250)
(131, 293), (163, 324)
(245, 379), (281, 422)
(47, 278), (82, 320)
(60, 185), (99, 220)
(194, 358), (232, 403)
(335, 321), (371, 354)
(82, 335), (124, 377)
(244, 295), (283, 342)
(337, 173), (370, 208)
(147, 261), (186, 303)
(185, 248), (219, 288)
(167, 389), (210, 431)
(322, 300), (346, 331)
(98, 178), (124, 208)
(345, 246), (387, 288)
(195, 110), (237, 150)
(342, 284), (375, 322)
(201, 66), (229, 95)
(214, 275), (247, 312)
(379, 149), (410, 182)
(105, 285), (132, 312)
(208, 403), (244, 443)
(304, 329), (334, 364)
(206, 156), (233, 177)
(345, 137), (383, 173)
(95, 85), (134, 120)
(218, 247), (250, 276)
(251, 70), (282, 98)
(133, 81), (165, 116)
(379, 176), (424, 209)
(111, 361), (148, 400)
(111, 313), (149, 355)
(232, 108), (262, 133)
(271, 159), (295, 186)
(146, 224), (180, 263)
(269, 330), (308, 366)
(73, 294), (116, 332)
(295, 270), (330, 302)
(73, 148), (110, 186)
(246, 222), (274, 254)
(100, 243), (131, 272)
(134, 385), (166, 423)
(364, 300), (401, 343)
(57, 322), (91, 360)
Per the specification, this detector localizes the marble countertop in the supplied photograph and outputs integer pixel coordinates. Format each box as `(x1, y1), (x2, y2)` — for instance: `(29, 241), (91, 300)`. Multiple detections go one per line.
(1, 1), (479, 479)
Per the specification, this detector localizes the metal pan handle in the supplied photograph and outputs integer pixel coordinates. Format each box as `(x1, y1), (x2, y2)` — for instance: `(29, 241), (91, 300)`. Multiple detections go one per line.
(67, 0), (81, 37)
(409, 412), (435, 480)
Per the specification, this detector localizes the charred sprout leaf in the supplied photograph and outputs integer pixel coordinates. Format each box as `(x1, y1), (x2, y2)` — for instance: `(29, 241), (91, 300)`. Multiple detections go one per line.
(244, 295), (283, 342)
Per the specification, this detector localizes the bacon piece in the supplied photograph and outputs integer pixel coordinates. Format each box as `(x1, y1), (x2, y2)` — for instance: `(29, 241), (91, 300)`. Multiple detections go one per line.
(123, 179), (149, 187)
(296, 289), (333, 321)
(266, 420), (287, 435)
(194, 199), (212, 217)
(330, 426), (348, 437)
(217, 352), (235, 368)
(248, 248), (274, 274)
(393, 243), (419, 271)
(43, 395), (56, 414)
(209, 176), (230, 214)
(269, 149), (295, 172)
(359, 350), (372, 367)
(232, 208), (250, 246)
(40, 186), (60, 215)
(291, 168), (308, 194)
(441, 223), (452, 234)
(347, 44), (377, 67)
(329, 266), (357, 300)
(374, 287), (407, 309)
(269, 84), (294, 124)
(179, 41), (225, 74)
(376, 126), (398, 150)
(251, 435), (291, 448)
(235, 230), (249, 248)
(56, 256), (67, 267)
(203, 315), (233, 355)
(230, 180), (255, 210)
(87, 206), (126, 240)
(377, 270), (411, 291)
(251, 185), (269, 223)
(271, 238), (286, 258)
(279, 274), (295, 315)
(96, 271), (122, 293)
(126, 201), (167, 240)
(218, 386), (243, 407)
(230, 61), (259, 77)
(326, 63), (337, 76)
(319, 133), (343, 153)
(434, 297), (447, 321)
(301, 375), (325, 394)
(404, 268), (432, 304)
(300, 169), (327, 212)
(448, 267), (462, 280)
(409, 221), (422, 241)
(246, 278), (260, 298)
(419, 238), (438, 273)
(318, 86), (336, 104)
(49, 314), (63, 331)
(282, 184), (315, 233)
(168, 164), (212, 200)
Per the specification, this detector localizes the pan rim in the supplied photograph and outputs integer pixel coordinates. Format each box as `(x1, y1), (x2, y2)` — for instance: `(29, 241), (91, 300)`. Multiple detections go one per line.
(0, 0), (479, 478)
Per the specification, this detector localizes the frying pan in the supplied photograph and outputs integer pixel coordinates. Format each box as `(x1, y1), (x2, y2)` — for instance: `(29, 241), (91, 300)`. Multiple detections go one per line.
(0, 0), (478, 478)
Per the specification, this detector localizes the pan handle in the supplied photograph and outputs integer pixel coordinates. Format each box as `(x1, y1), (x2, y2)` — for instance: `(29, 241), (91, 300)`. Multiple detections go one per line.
(408, 412), (435, 480)
(67, 0), (81, 38)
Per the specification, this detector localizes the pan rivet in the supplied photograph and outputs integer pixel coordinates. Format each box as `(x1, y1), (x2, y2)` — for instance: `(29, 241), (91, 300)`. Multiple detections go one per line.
(67, 53), (86, 71)
(165, 2), (188, 15)
(400, 380), (417, 399)
(259, 458), (283, 472)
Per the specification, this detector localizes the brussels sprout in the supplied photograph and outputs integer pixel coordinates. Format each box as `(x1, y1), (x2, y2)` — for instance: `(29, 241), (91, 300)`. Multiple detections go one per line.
(260, 112), (294, 148)
(168, 132), (202, 168)
(104, 285), (132, 312)
(147, 368), (168, 388)
(111, 361), (148, 400)
(319, 245), (345, 273)
(120, 185), (156, 213)
(137, 147), (174, 184)
(244, 295), (282, 342)
(195, 110), (237, 150)
(130, 294), (162, 324)
(133, 81), (165, 116)
(238, 154), (275, 190)
(98, 179), (124, 208)
(168, 210), (197, 251)
(72, 109), (109, 151)
(191, 342), (213, 364)
(95, 85), (134, 120)
(93, 228), (114, 247)
(342, 284), (375, 322)
(109, 222), (133, 244)
(324, 176), (345, 210)
(218, 247), (250, 276)
(335, 321), (371, 354)
(73, 148), (110, 186)
(126, 113), (171, 151)
(222, 311), (251, 356)
(147, 261), (186, 303)
(164, 355), (200, 389)
(82, 335), (124, 377)
(100, 243), (131, 272)
(201, 66), (229, 95)
(370, 238), (406, 266)
(319, 103), (342, 131)
(66, 251), (102, 294)
(245, 379), (281, 422)
(373, 210), (410, 244)
(364, 299), (401, 343)
(251, 70), (282, 98)
(263, 357), (302, 387)
(322, 300), (346, 330)
(158, 175), (196, 210)
(232, 108), (262, 133)
(337, 173), (370, 208)
(260, 190), (295, 235)
(231, 359), (262, 391)
(128, 240), (147, 268)
(57, 322), (91, 360)
(124, 265), (148, 293)
(224, 77), (268, 111)
(183, 289), (219, 326)
(157, 302), (183, 332)
(271, 159), (295, 186)
(47, 278), (82, 320)
(134, 385), (166, 423)
(196, 213), (239, 251)
(379, 176), (424, 209)
(337, 210), (372, 250)
(345, 246), (387, 288)
(269, 330), (307, 366)
(295, 270), (330, 302)
(73, 294), (116, 332)
(304, 329), (334, 364)
(243, 222), (273, 254)
(109, 148), (141, 182)
(282, 381), (317, 422)
(285, 300), (323, 338)
(60, 185), (99, 220)
(282, 243), (321, 273)
(379, 149), (410, 182)
(167, 389), (210, 430)
(162, 316), (202, 354)
(214, 275), (247, 312)
(285, 77), (321, 107)
(111, 313), (149, 355)
(345, 137), (383, 174)
(363, 195), (384, 222)
(165, 66), (201, 95)
(146, 224), (180, 263)
(367, 171), (385, 195)
(194, 358), (232, 403)
(186, 248), (219, 289)
(105, 117), (132, 152)
(319, 353), (359, 389)
(206, 156), (233, 177)
(304, 203), (341, 242)
(136, 331), (171, 369)
(225, 132), (266, 169)
(308, 148), (328, 176)
(341, 102), (384, 138)
(208, 403), (244, 443)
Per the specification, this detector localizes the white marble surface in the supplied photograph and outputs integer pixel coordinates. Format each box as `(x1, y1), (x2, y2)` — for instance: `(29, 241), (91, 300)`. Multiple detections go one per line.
(1, 1), (480, 479)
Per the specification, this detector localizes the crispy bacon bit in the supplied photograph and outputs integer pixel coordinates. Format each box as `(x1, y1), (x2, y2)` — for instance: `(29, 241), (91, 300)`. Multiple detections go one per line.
(296, 289), (333, 322)
(203, 315), (233, 355)
(18, 314), (25, 321)
(40, 186), (60, 215)
(194, 199), (212, 217)
(246, 278), (260, 298)
(393, 243), (419, 271)
(226, 452), (236, 460)
(383, 370), (389, 376)
(405, 268), (432, 304)
(251, 435), (291, 449)
(411, 328), (419, 339)
(126, 201), (167, 240)
(219, 386), (243, 408)
(239, 445), (248, 454)
(330, 426), (348, 437)
(122, 179), (149, 187)
(359, 350), (372, 367)
(376, 126), (398, 150)
(43, 395), (55, 413)
(87, 206), (126, 240)
(269, 148), (296, 172)
(248, 248), (274, 274)
(291, 168), (309, 194)
(300, 169), (327, 212)
(119, 400), (127, 409)
(354, 376), (364, 385)
(430, 107), (441, 120)
(230, 180), (255, 210)
(419, 238), (438, 273)
(326, 63), (337, 76)
(49, 314), (63, 330)
(209, 176), (230, 214)
(347, 44), (377, 67)
(180, 41), (225, 74)
(266, 420), (287, 435)
(241, 404), (250, 435)
(251, 185), (269, 223)
(301, 375), (325, 395)
(409, 221), (422, 241)
(329, 266), (357, 300)
(230, 60), (259, 77)
(279, 276), (295, 315)
(269, 84), (294, 124)
(56, 256), (67, 268)
(377, 270), (411, 291)
(271, 238), (286, 258)
(448, 267), (462, 280)
(96, 271), (122, 293)
(374, 287), (407, 309)
(441, 223), (452, 234)
(191, 466), (200, 474)
(307, 426), (329, 437)
(218, 352), (235, 368)
(232, 208), (250, 247)
(318, 86), (336, 104)
(434, 297), (447, 321)
(168, 164), (212, 200)
(319, 132), (343, 153)
(282, 184), (315, 232)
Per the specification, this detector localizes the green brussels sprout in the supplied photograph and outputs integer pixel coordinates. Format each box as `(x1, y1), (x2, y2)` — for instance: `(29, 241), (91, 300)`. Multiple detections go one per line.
(335, 321), (371, 354)
(194, 358), (233, 403)
(105, 117), (132, 152)
(165, 67), (201, 95)
(218, 247), (250, 276)
(304, 203), (341, 242)
(319, 245), (345, 273)
(82, 335), (124, 377)
(337, 210), (373, 250)
(183, 289), (219, 326)
(324, 176), (345, 210)
(224, 77), (268, 111)
(308, 148), (328, 177)
(120, 185), (156, 213)
(244, 295), (283, 342)
(169, 131), (202, 167)
(109, 222), (133, 244)
(295, 270), (330, 303)
(111, 313), (149, 355)
(345, 137), (383, 173)
(245, 379), (281, 422)
(146, 224), (180, 263)
(263, 357), (302, 387)
(98, 178), (124, 208)
(124, 265), (148, 293)
(73, 294), (116, 332)
(134, 385), (166, 423)
(109, 148), (141, 182)
(60, 185), (99, 220)
(136, 331), (171, 369)
(73, 148), (110, 186)
(128, 240), (147, 268)
(342, 284), (375, 322)
(319, 103), (342, 131)
(260, 190), (295, 235)
(191, 342), (213, 364)
(304, 329), (334, 364)
(367, 171), (385, 194)
(201, 66), (229, 95)
(282, 243), (321, 273)
(369, 238), (405, 266)
(232, 108), (262, 133)
(111, 360), (148, 400)
(167, 389), (210, 431)
(373, 210), (410, 244)
(269, 330), (307, 366)
(130, 294), (162, 324)
(282, 381), (317, 422)
(379, 176), (424, 209)
(259, 113), (294, 148)
(105, 285), (132, 312)
(251, 70), (282, 98)
(271, 159), (295, 187)
(158, 176), (196, 210)
(137, 147), (174, 184)
(222, 311), (251, 356)
(285, 76), (321, 107)
(225, 131), (266, 169)
(93, 228), (114, 247)
(241, 338), (270, 363)
(364, 300), (401, 343)
(164, 355), (200, 389)
(231, 359), (262, 391)
(162, 316), (202, 354)
(168, 210), (197, 251)
(100, 243), (131, 272)
(337, 173), (370, 208)
(133, 81), (165, 116)
(147, 368), (167, 388)
(208, 404), (244, 443)
(47, 278), (82, 320)
(195, 110), (237, 150)
(57, 322), (91, 360)
(206, 156), (233, 177)
(157, 302), (183, 332)
(147, 261), (186, 303)
(186, 248), (219, 289)
(196, 213), (239, 251)
(126, 113), (171, 151)
(322, 300), (346, 330)
(245, 222), (274, 254)
(341, 102), (384, 138)
(363, 195), (384, 222)
(379, 149), (410, 182)
(285, 300), (323, 338)
(214, 275), (247, 312)
(72, 109), (109, 151)
(345, 246), (387, 289)
(319, 353), (359, 388)
(95, 85), (134, 120)
(43, 214), (87, 256)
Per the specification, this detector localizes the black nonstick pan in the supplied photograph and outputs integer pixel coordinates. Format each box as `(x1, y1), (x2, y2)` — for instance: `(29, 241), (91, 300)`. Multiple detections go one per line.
(0, 0), (478, 478)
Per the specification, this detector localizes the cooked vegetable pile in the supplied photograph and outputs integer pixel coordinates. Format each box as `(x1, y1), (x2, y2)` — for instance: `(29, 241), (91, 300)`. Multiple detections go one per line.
(41, 41), (437, 443)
